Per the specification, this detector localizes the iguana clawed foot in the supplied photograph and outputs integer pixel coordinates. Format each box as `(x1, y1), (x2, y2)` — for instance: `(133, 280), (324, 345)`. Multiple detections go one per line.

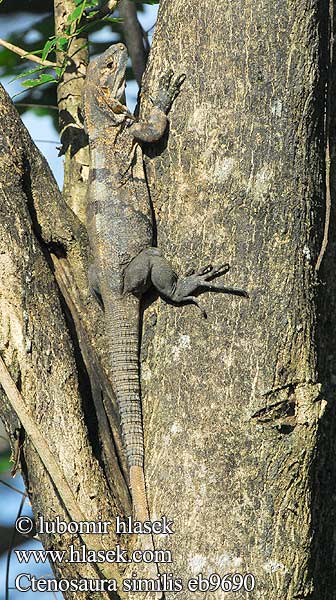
(151, 70), (186, 113)
(193, 263), (230, 278)
(171, 262), (248, 318)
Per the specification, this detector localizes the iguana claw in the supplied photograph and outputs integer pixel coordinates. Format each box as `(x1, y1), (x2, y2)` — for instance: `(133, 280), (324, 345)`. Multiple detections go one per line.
(152, 69), (186, 112)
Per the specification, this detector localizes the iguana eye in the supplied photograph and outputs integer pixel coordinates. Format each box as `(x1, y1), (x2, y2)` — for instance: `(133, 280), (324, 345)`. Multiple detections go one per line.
(106, 61), (116, 70)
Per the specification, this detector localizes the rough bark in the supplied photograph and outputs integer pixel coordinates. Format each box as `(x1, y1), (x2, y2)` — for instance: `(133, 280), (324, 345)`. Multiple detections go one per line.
(0, 83), (132, 598)
(54, 0), (90, 224)
(138, 1), (336, 598)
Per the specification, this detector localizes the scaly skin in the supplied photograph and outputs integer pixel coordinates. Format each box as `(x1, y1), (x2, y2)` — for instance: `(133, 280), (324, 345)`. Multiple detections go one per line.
(83, 41), (178, 482)
(83, 44), (181, 597)
(83, 43), (248, 598)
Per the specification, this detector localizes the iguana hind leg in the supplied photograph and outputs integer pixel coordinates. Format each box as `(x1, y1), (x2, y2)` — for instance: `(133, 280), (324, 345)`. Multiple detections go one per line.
(122, 248), (248, 316)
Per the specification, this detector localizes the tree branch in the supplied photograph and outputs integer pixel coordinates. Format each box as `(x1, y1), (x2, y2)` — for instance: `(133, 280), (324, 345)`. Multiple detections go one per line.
(0, 81), (130, 592)
(85, 0), (119, 22)
(0, 355), (88, 526)
(0, 353), (123, 596)
(119, 0), (148, 86)
(50, 254), (131, 499)
(0, 38), (57, 67)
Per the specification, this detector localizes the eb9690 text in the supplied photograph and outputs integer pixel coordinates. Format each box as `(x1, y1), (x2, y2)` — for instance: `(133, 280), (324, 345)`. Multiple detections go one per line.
(188, 572), (255, 593)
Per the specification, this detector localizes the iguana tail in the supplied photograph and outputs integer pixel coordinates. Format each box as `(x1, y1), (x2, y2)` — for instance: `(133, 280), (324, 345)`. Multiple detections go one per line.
(130, 465), (163, 600)
(105, 294), (162, 596)
(105, 294), (145, 473)
(130, 464), (150, 522)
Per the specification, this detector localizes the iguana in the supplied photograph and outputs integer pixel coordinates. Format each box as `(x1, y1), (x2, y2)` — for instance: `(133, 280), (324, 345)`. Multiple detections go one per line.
(82, 42), (247, 590)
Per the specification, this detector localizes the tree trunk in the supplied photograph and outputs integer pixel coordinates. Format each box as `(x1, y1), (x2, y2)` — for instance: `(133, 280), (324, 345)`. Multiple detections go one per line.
(139, 1), (336, 598)
(0, 83), (131, 599)
(54, 0), (90, 224)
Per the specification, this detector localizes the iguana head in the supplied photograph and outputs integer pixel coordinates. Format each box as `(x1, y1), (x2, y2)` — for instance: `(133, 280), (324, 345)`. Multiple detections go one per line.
(87, 43), (128, 101)
(83, 43), (134, 132)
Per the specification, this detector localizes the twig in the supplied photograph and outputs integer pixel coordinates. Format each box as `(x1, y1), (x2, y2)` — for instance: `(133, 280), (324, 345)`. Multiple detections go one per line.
(34, 139), (59, 144)
(119, 0), (148, 86)
(316, 137), (331, 272)
(15, 103), (58, 110)
(0, 479), (27, 497)
(85, 0), (119, 23)
(315, 0), (333, 272)
(0, 38), (57, 68)
(5, 495), (25, 600)
(0, 355), (88, 525)
(11, 427), (24, 477)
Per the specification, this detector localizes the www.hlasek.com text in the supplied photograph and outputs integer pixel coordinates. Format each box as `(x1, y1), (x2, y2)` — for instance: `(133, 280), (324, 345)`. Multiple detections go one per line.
(15, 543), (172, 565)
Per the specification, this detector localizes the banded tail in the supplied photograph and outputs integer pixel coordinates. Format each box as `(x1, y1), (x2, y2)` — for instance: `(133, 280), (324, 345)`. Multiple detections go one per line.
(105, 294), (163, 599)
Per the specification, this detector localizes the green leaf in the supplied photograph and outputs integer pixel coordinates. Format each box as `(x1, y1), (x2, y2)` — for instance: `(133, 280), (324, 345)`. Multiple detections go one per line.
(65, 24), (87, 38)
(103, 17), (123, 23)
(67, 3), (85, 24)
(84, 0), (99, 7)
(55, 63), (67, 79)
(9, 66), (45, 83)
(41, 37), (57, 61)
(0, 451), (11, 474)
(22, 48), (44, 57)
(39, 73), (57, 83)
(21, 79), (43, 88)
(22, 73), (56, 88)
(56, 36), (69, 51)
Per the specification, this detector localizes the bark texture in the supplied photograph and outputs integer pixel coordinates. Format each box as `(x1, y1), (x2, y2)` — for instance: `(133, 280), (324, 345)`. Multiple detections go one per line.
(138, 1), (336, 598)
(54, 0), (90, 224)
(0, 83), (131, 598)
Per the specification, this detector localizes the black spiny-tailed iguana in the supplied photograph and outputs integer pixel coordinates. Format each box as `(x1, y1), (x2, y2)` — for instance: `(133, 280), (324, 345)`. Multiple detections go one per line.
(83, 42), (248, 589)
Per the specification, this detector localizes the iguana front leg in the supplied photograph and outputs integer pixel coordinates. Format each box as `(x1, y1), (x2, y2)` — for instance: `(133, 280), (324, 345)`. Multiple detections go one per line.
(128, 70), (185, 142)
